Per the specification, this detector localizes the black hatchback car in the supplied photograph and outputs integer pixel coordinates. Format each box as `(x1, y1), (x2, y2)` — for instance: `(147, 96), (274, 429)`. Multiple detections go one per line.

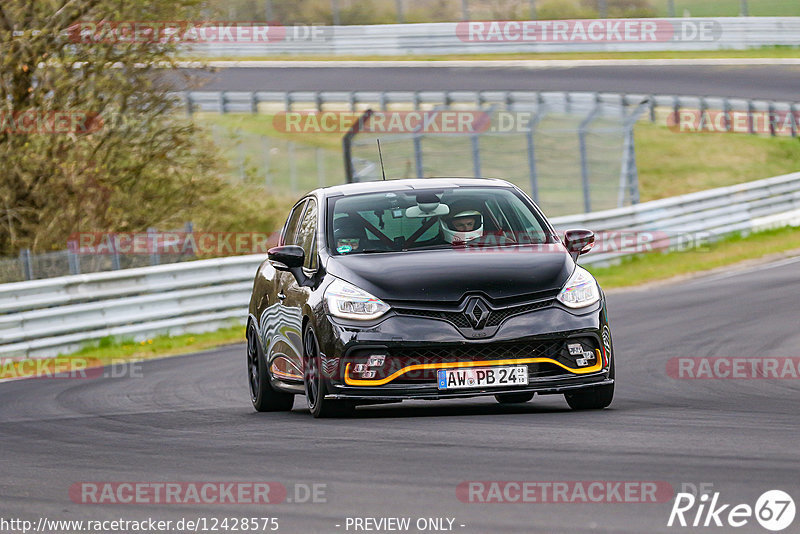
(247, 178), (614, 417)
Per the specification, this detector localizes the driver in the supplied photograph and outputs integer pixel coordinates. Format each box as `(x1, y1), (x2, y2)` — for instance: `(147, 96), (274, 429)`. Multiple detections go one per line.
(440, 202), (484, 245)
(333, 215), (367, 253)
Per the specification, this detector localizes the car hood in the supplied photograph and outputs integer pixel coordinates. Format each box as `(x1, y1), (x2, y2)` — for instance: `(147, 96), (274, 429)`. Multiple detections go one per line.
(324, 244), (574, 304)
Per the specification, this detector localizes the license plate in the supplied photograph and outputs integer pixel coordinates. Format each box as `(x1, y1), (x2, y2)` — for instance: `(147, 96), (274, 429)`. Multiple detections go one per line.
(437, 366), (529, 390)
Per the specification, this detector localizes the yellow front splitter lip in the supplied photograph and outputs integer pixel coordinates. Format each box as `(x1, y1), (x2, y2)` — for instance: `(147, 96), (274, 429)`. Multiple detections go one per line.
(344, 349), (603, 386)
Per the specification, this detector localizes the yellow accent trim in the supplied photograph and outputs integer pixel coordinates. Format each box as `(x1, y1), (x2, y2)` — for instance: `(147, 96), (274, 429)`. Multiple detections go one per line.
(344, 348), (604, 386)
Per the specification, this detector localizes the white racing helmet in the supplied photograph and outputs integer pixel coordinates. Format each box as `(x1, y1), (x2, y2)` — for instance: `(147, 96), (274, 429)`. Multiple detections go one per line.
(440, 209), (483, 244)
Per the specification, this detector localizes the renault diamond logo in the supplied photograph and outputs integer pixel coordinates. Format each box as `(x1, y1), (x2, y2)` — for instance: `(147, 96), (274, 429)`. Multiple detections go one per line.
(465, 298), (490, 330)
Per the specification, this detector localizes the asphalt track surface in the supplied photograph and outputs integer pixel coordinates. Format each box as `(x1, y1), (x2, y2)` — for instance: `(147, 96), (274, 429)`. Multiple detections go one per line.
(2, 256), (799, 534)
(183, 65), (800, 101)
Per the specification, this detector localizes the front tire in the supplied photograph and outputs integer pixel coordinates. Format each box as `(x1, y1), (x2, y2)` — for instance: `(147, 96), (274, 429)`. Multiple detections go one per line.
(564, 383), (614, 410)
(303, 324), (353, 418)
(247, 323), (294, 412)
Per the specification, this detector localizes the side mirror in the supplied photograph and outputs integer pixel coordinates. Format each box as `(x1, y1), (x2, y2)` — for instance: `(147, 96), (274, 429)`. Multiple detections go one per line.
(268, 245), (315, 288)
(564, 229), (595, 261)
(268, 245), (304, 270)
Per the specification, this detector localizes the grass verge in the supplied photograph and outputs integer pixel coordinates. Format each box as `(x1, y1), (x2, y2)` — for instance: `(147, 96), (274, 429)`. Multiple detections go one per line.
(590, 224), (800, 289)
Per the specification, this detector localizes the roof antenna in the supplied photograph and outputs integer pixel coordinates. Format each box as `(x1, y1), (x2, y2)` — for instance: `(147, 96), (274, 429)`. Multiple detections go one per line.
(377, 139), (387, 181)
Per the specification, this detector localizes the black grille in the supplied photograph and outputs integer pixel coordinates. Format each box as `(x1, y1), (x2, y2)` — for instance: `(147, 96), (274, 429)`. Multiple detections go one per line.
(389, 340), (562, 363)
(395, 299), (553, 329)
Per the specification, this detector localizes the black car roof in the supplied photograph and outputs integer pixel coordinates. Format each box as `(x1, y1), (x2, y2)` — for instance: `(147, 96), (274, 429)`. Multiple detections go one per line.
(317, 177), (514, 197)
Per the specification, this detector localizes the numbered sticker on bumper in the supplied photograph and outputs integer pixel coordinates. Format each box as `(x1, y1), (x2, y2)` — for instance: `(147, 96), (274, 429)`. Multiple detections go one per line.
(437, 366), (529, 390)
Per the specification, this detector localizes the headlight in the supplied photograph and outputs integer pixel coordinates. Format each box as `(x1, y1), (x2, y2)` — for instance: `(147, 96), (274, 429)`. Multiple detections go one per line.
(324, 278), (390, 320)
(557, 266), (600, 309)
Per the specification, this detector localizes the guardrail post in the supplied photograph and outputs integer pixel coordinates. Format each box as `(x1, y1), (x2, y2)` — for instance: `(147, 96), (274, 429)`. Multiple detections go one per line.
(413, 91), (421, 111)
(526, 127), (538, 204)
(768, 103), (776, 137)
(315, 91), (323, 112)
(723, 98), (731, 132)
(791, 104), (798, 138)
(648, 95), (655, 122)
(461, 0), (470, 21)
(747, 100), (755, 134)
(578, 96), (601, 213)
(471, 134), (481, 177)
(331, 0), (340, 25)
(395, 0), (404, 23)
(67, 242), (81, 275)
(699, 97), (707, 131)
(529, 0), (537, 20)
(250, 92), (258, 113)
(667, 0), (675, 17)
(598, 0), (607, 18)
(413, 132), (424, 179)
(739, 0), (749, 16)
(19, 248), (33, 280)
(148, 227), (160, 266)
(673, 96), (680, 129)
(349, 92), (357, 112)
(184, 91), (194, 116)
(284, 92), (292, 112)
(111, 237), (121, 270)
(219, 92), (227, 114)
(379, 92), (387, 111)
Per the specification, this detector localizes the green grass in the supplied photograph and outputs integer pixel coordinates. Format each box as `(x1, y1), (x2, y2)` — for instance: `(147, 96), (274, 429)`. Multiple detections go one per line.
(635, 121), (800, 202)
(590, 225), (800, 288)
(1, 324), (245, 380)
(649, 0), (800, 17)
(187, 47), (800, 63)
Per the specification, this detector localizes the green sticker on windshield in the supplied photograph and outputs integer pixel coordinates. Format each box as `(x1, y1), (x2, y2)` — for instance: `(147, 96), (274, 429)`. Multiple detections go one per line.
(337, 245), (353, 254)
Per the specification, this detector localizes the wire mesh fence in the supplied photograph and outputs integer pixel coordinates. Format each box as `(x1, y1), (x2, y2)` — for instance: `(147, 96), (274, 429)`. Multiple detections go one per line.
(0, 224), (198, 284)
(209, 125), (343, 193)
(346, 96), (646, 217)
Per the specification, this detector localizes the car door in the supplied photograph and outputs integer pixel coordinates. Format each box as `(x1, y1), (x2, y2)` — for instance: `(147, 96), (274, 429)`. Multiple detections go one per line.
(279, 197), (319, 376)
(262, 199), (307, 381)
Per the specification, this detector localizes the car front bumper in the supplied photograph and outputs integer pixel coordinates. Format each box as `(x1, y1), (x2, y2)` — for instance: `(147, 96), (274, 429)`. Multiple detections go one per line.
(314, 300), (614, 402)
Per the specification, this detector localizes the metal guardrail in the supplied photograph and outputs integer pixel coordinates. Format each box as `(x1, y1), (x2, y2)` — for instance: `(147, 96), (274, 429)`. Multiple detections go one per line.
(185, 17), (800, 56)
(2, 172), (799, 360)
(0, 255), (262, 359)
(181, 90), (800, 138)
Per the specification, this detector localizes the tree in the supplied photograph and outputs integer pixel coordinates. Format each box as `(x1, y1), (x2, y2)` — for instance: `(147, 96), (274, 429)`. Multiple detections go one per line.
(0, 0), (233, 255)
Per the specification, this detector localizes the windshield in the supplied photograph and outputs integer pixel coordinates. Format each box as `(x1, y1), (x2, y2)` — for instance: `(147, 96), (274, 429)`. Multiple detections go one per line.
(327, 187), (553, 255)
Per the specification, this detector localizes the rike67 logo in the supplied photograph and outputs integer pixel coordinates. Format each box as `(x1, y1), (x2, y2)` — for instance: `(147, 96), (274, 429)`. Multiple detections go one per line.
(668, 489), (795, 531)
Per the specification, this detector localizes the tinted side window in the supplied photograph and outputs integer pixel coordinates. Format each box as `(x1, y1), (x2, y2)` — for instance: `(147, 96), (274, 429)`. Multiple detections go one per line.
(296, 199), (318, 270)
(282, 200), (307, 246)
